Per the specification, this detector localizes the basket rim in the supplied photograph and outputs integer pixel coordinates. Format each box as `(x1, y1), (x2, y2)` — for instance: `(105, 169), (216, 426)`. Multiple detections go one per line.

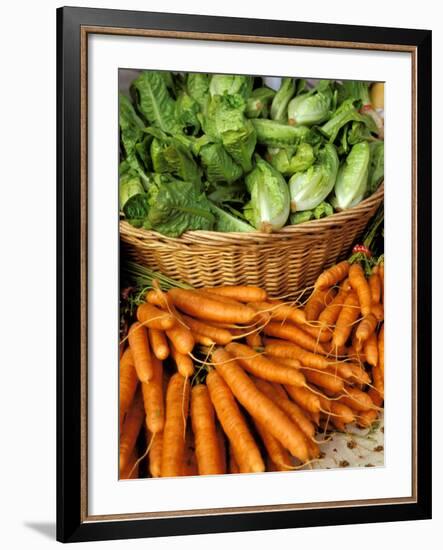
(120, 183), (383, 244)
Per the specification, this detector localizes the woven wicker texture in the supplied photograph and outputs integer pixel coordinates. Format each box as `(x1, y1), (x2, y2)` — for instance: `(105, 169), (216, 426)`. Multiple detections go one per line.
(120, 186), (383, 297)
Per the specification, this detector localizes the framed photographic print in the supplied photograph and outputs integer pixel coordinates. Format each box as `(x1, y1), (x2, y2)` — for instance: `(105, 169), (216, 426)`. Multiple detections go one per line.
(57, 6), (432, 543)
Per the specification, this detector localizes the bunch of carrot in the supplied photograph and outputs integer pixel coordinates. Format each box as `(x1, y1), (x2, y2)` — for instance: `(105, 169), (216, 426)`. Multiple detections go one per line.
(119, 259), (384, 479)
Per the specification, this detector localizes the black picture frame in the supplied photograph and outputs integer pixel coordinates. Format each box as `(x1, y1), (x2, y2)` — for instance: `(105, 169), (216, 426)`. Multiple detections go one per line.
(57, 6), (432, 543)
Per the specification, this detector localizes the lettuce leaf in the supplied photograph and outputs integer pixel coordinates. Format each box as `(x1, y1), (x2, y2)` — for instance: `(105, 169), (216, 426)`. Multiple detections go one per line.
(145, 176), (214, 236)
(209, 74), (254, 100)
(199, 142), (243, 183)
(210, 203), (255, 232)
(175, 91), (201, 135)
(119, 171), (149, 225)
(131, 71), (180, 134)
(187, 73), (210, 111)
(252, 118), (312, 148)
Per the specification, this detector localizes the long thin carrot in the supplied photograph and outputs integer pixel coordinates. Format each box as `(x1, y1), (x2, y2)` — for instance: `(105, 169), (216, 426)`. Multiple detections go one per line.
(180, 314), (233, 345)
(246, 331), (262, 349)
(264, 339), (330, 369)
(372, 365), (384, 399)
(317, 279), (351, 328)
(141, 357), (164, 434)
(371, 302), (384, 321)
(170, 343), (194, 378)
(120, 389), (145, 472)
(369, 271), (381, 304)
(216, 423), (227, 474)
(349, 263), (372, 317)
(168, 288), (256, 324)
(119, 348), (138, 432)
(254, 421), (293, 470)
(314, 261), (350, 290)
(301, 369), (344, 393)
(228, 445), (240, 474)
(249, 301), (306, 326)
(364, 332), (379, 368)
(120, 448), (139, 480)
(318, 395), (354, 425)
(378, 323), (384, 377)
(284, 385), (321, 414)
(331, 292), (360, 348)
(166, 322), (195, 355)
(183, 427), (198, 476)
(263, 322), (327, 354)
(206, 369), (264, 473)
(305, 287), (336, 321)
(137, 303), (176, 331)
(338, 387), (375, 412)
(128, 322), (154, 382)
(254, 379), (315, 440)
(368, 387), (384, 408)
(213, 349), (310, 462)
(191, 384), (225, 476)
(225, 342), (305, 387)
(355, 313), (378, 347)
(161, 373), (190, 477)
(204, 285), (267, 303)
(357, 409), (379, 428)
(148, 328), (170, 361)
(146, 429), (163, 478)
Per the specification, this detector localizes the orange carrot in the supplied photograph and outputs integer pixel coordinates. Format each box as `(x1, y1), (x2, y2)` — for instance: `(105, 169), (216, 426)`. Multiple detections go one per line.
(355, 313), (378, 346)
(204, 285), (267, 303)
(206, 369), (264, 473)
(161, 373), (190, 477)
(298, 322), (333, 343)
(378, 324), (384, 377)
(305, 287), (336, 321)
(264, 339), (330, 369)
(369, 271), (381, 304)
(146, 429), (163, 478)
(183, 427), (198, 476)
(357, 409), (379, 428)
(372, 365), (384, 399)
(229, 445), (240, 474)
(250, 300), (306, 326)
(338, 387), (375, 412)
(119, 390), (144, 472)
(364, 332), (378, 368)
(170, 343), (194, 377)
(284, 385), (321, 414)
(347, 363), (371, 385)
(317, 279), (351, 328)
(166, 322), (195, 355)
(225, 342), (306, 387)
(368, 387), (384, 408)
(349, 263), (372, 317)
(191, 384), (225, 475)
(137, 302), (176, 331)
(128, 322), (154, 382)
(315, 261), (350, 290)
(246, 331), (263, 349)
(119, 348), (138, 432)
(168, 288), (256, 324)
(145, 289), (174, 309)
(213, 349), (310, 462)
(216, 423), (227, 474)
(120, 448), (139, 480)
(148, 328), (170, 361)
(141, 357), (164, 434)
(331, 292), (360, 348)
(379, 263), (384, 303)
(181, 314), (233, 345)
(265, 355), (302, 369)
(371, 302), (384, 321)
(254, 379), (315, 440)
(254, 420), (293, 470)
(301, 368), (344, 393)
(318, 395), (355, 425)
(263, 322), (327, 354)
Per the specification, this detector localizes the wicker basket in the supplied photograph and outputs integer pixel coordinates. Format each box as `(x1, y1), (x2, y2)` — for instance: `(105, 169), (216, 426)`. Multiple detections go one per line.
(120, 186), (383, 297)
